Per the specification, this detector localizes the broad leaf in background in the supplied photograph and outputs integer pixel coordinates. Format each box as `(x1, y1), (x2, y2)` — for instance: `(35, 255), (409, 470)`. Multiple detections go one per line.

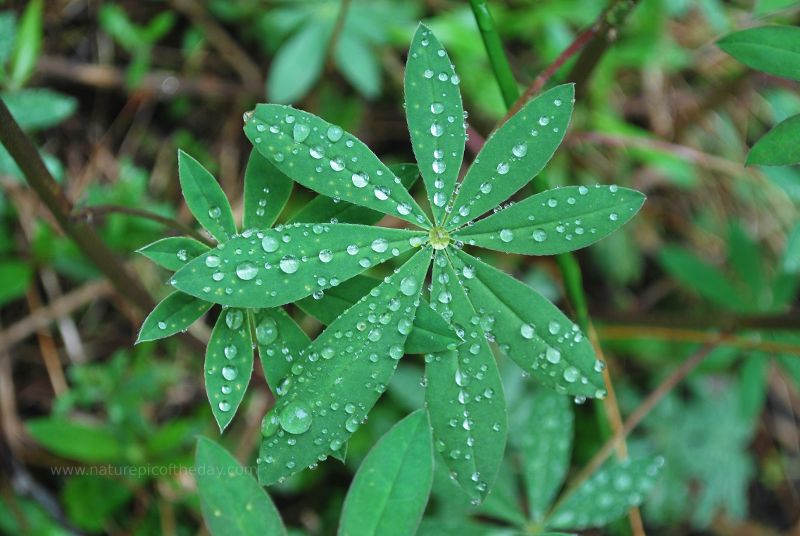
(717, 26), (800, 82)
(746, 113), (800, 166)
(137, 291), (212, 343)
(457, 185), (645, 255)
(546, 457), (665, 530)
(338, 410), (433, 536)
(426, 250), (507, 502)
(195, 438), (286, 536)
(258, 249), (431, 484)
(1, 89), (77, 130)
(8, 0), (42, 89)
(267, 19), (330, 104)
(178, 150), (236, 243)
(404, 24), (466, 224)
(172, 224), (423, 308)
(26, 418), (125, 463)
(205, 308), (254, 431)
(446, 84), (574, 229)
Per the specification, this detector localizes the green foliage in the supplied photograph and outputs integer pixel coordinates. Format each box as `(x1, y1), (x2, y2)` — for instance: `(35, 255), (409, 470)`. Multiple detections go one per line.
(747, 113), (800, 166)
(8, 0), (42, 89)
(178, 150), (237, 243)
(137, 291), (212, 343)
(196, 438), (286, 536)
(338, 410), (433, 536)
(26, 418), (126, 463)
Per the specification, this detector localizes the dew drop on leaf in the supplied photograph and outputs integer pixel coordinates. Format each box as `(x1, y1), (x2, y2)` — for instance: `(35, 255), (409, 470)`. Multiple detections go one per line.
(279, 401), (313, 434)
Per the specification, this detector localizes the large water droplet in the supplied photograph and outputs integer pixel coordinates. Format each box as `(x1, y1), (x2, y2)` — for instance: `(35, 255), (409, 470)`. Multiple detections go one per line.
(226, 309), (244, 330)
(370, 238), (388, 253)
(222, 365), (238, 381)
(351, 172), (368, 188)
(512, 143), (528, 158)
(430, 102), (444, 114)
(292, 123), (310, 142)
(545, 347), (561, 364)
(327, 125), (343, 142)
(532, 229), (547, 242)
(520, 323), (535, 339)
(205, 255), (221, 268)
(208, 206), (221, 219)
(499, 229), (514, 242)
(262, 235), (279, 252)
(279, 401), (313, 434)
(563, 366), (579, 383)
(236, 262), (258, 280)
(261, 412), (280, 437)
(255, 318), (278, 345)
(319, 249), (333, 263)
(399, 276), (419, 296)
(279, 255), (299, 274)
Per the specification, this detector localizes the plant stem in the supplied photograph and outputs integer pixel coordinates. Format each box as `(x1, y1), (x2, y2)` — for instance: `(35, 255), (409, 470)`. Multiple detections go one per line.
(468, 0), (519, 108)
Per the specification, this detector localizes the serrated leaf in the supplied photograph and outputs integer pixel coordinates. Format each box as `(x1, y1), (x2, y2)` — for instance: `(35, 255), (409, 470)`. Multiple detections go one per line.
(448, 249), (605, 398)
(267, 19), (329, 104)
(404, 24), (465, 224)
(510, 389), (573, 521)
(447, 85), (575, 230)
(244, 104), (429, 227)
(250, 308), (309, 395)
(546, 457), (664, 530)
(718, 25), (800, 81)
(172, 223), (423, 308)
(178, 150), (236, 242)
(289, 163), (420, 225)
(338, 410), (433, 536)
(295, 274), (459, 354)
(137, 236), (210, 271)
(206, 308), (254, 431)
(456, 186), (644, 255)
(195, 438), (286, 536)
(137, 291), (213, 343)
(425, 250), (507, 502)
(335, 32), (382, 100)
(26, 418), (124, 463)
(1, 89), (77, 131)
(243, 149), (293, 230)
(747, 113), (800, 166)
(257, 249), (431, 485)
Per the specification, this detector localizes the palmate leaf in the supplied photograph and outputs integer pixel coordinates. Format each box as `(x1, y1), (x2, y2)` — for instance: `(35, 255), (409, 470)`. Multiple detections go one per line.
(136, 236), (210, 271)
(295, 274), (460, 354)
(250, 308), (310, 396)
(546, 457), (665, 530)
(717, 25), (800, 82)
(338, 410), (433, 536)
(206, 308), (254, 431)
(510, 389), (574, 522)
(195, 438), (286, 536)
(448, 249), (605, 398)
(258, 249), (431, 485)
(404, 24), (465, 224)
(242, 149), (293, 230)
(446, 85), (574, 230)
(289, 163), (420, 225)
(137, 291), (212, 343)
(171, 223), (425, 308)
(178, 150), (236, 243)
(456, 186), (645, 255)
(747, 113), (800, 166)
(426, 251), (507, 503)
(244, 104), (430, 227)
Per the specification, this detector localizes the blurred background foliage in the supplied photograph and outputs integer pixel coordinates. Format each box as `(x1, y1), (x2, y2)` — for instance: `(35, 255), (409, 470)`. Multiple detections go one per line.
(0, 0), (799, 534)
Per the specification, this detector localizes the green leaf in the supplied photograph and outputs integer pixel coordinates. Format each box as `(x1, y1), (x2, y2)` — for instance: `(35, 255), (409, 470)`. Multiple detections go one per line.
(243, 149), (292, 230)
(9, 0), (42, 89)
(456, 186), (645, 255)
(1, 89), (77, 131)
(195, 437), (286, 536)
(267, 20), (329, 103)
(747, 113), (800, 166)
(288, 163), (420, 226)
(404, 24), (465, 224)
(26, 418), (124, 463)
(250, 308), (310, 396)
(0, 12), (17, 68)
(510, 389), (573, 521)
(448, 249), (605, 398)
(658, 246), (747, 311)
(178, 150), (237, 243)
(446, 85), (574, 230)
(0, 260), (32, 307)
(206, 308), (254, 431)
(783, 222), (800, 274)
(137, 291), (213, 343)
(425, 250), (507, 502)
(244, 104), (429, 227)
(335, 32), (381, 100)
(546, 457), (664, 530)
(718, 25), (800, 81)
(258, 249), (431, 485)
(137, 236), (210, 271)
(296, 274), (459, 354)
(172, 223), (424, 308)
(338, 410), (433, 536)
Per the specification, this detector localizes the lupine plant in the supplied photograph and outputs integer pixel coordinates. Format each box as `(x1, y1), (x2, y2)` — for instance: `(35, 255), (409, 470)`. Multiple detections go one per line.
(137, 24), (650, 532)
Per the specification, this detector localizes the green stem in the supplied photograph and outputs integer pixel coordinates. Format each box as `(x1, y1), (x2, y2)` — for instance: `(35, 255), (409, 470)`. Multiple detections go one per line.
(468, 0), (520, 107)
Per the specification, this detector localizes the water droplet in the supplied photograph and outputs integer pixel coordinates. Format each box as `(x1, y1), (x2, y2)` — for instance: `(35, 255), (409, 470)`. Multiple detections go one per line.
(321, 346), (335, 359)
(329, 158), (345, 171)
(520, 323), (535, 339)
(499, 229), (514, 242)
(431, 102), (444, 114)
(433, 191), (447, 207)
(430, 121), (443, 137)
(512, 143), (528, 158)
(236, 262), (258, 280)
(397, 318), (412, 335)
(532, 229), (547, 242)
(218, 401), (231, 412)
(346, 244), (359, 256)
(432, 160), (446, 174)
(224, 344), (238, 359)
(279, 401), (313, 434)
(261, 412), (280, 437)
(261, 235), (279, 252)
(208, 206), (221, 219)
(538, 116), (550, 126)
(609, 212), (619, 221)
(374, 186), (389, 200)
(327, 125), (343, 142)
(292, 123), (310, 142)
(222, 365), (238, 381)
(548, 321), (561, 335)
(546, 347), (561, 364)
(157, 321), (167, 330)
(279, 255), (299, 274)
(319, 249), (333, 263)
(225, 309), (244, 330)
(371, 238), (388, 253)
(309, 146), (324, 159)
(351, 172), (368, 188)
(399, 276), (419, 296)
(205, 255), (221, 268)
(496, 162), (509, 175)
(255, 318), (278, 345)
